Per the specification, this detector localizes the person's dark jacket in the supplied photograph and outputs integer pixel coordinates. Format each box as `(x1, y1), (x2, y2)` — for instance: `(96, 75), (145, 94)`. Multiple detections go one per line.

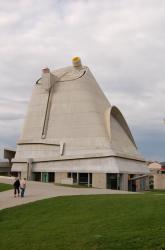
(14, 179), (20, 188)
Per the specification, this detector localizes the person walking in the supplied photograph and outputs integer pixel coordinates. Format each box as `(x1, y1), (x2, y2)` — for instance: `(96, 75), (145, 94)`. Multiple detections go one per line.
(13, 177), (20, 198)
(20, 178), (26, 198)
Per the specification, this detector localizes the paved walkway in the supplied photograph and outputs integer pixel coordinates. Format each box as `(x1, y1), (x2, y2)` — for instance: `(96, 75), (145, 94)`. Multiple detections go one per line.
(0, 176), (133, 210)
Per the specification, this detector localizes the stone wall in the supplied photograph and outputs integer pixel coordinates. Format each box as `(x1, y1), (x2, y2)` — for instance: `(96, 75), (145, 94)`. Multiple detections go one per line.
(92, 173), (106, 188)
(0, 162), (11, 176)
(55, 172), (67, 184)
(154, 174), (165, 189)
(120, 173), (128, 191)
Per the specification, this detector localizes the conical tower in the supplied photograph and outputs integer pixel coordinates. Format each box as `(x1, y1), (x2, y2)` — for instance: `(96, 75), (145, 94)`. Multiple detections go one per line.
(12, 57), (149, 190)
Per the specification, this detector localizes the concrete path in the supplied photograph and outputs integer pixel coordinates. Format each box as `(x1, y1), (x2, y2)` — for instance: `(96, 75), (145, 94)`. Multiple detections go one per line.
(0, 176), (134, 211)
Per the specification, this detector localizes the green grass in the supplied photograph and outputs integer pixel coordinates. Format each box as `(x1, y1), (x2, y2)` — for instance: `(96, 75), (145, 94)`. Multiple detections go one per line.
(151, 189), (165, 193)
(0, 183), (13, 192)
(0, 194), (165, 250)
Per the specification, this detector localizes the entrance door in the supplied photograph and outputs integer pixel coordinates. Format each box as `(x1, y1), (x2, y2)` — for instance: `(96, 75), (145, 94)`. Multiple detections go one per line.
(33, 172), (41, 181)
(128, 174), (136, 192)
(72, 173), (77, 183)
(42, 172), (48, 183)
(79, 173), (88, 185)
(107, 173), (120, 190)
(48, 172), (55, 182)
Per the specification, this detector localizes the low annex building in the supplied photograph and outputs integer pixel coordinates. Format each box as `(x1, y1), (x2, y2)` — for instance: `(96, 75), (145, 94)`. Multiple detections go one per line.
(0, 148), (16, 176)
(148, 161), (165, 190)
(12, 57), (149, 191)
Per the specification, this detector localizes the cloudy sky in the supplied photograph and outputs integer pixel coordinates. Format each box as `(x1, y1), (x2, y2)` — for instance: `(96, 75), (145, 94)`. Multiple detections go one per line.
(0, 0), (164, 161)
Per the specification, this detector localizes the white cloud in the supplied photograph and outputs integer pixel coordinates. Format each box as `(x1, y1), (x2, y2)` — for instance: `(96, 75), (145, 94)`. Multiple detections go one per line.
(0, 0), (164, 160)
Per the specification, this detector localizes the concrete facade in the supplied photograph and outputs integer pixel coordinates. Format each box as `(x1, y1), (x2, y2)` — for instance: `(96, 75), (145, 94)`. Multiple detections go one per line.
(120, 174), (128, 191)
(0, 161), (10, 176)
(148, 162), (161, 174)
(0, 148), (16, 176)
(147, 162), (165, 190)
(153, 174), (165, 189)
(92, 173), (106, 189)
(12, 57), (149, 191)
(55, 172), (67, 184)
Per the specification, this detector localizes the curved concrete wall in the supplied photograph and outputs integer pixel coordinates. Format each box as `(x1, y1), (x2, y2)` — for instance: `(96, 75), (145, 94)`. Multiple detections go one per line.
(12, 62), (146, 176)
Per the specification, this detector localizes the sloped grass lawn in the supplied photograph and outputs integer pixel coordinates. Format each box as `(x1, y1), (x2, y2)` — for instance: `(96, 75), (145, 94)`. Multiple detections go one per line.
(0, 194), (165, 250)
(0, 183), (13, 192)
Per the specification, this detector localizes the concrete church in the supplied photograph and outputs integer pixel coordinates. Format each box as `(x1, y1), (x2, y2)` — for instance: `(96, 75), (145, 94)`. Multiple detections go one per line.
(12, 57), (149, 191)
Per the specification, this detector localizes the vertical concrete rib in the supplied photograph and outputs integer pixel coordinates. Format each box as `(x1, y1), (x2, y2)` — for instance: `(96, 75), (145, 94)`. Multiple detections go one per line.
(41, 86), (53, 139)
(41, 86), (54, 139)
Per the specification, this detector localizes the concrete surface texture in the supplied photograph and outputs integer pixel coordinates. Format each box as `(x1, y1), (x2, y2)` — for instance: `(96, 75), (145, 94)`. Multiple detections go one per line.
(148, 162), (161, 173)
(12, 58), (148, 176)
(0, 176), (134, 211)
(153, 174), (165, 189)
